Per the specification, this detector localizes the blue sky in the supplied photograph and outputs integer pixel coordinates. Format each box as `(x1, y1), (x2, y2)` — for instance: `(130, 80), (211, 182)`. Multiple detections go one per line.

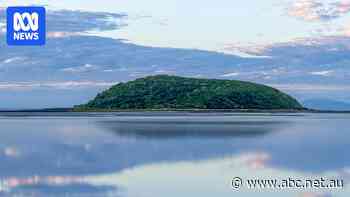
(0, 0), (350, 109)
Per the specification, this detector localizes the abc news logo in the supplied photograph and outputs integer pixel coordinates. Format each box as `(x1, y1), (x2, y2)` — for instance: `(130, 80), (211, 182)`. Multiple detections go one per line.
(7, 7), (46, 46)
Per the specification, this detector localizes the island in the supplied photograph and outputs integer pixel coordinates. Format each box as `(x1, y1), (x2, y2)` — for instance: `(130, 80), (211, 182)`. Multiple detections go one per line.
(74, 75), (303, 112)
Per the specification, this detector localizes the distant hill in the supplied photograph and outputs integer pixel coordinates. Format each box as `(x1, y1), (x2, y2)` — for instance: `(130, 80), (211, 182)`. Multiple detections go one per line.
(75, 75), (303, 111)
(303, 99), (350, 111)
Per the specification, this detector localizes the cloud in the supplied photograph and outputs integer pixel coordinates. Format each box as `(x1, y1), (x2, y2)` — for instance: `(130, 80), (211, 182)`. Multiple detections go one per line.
(61, 64), (100, 73)
(102, 69), (115, 72)
(154, 69), (176, 74)
(0, 9), (126, 34)
(227, 36), (350, 60)
(288, 0), (350, 22)
(1, 57), (26, 64)
(0, 32), (348, 104)
(220, 72), (240, 77)
(310, 70), (334, 76)
(270, 84), (350, 91)
(46, 10), (126, 33)
(0, 81), (117, 90)
(102, 67), (129, 72)
(47, 31), (80, 38)
(223, 42), (273, 58)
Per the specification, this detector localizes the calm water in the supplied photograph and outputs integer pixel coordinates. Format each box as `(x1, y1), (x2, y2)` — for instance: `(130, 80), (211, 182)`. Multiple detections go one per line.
(0, 112), (349, 197)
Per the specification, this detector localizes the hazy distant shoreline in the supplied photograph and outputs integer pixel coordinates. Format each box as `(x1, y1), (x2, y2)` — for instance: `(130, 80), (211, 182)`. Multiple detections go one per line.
(1, 108), (350, 114)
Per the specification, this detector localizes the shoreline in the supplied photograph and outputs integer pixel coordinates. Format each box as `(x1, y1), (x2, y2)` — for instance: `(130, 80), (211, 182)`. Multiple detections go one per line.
(1, 108), (350, 114)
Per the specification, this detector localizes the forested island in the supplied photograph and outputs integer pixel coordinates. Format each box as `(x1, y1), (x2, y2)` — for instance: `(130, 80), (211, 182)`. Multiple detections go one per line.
(74, 75), (303, 111)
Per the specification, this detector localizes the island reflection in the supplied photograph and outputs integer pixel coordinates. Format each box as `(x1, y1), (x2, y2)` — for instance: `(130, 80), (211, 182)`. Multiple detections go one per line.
(0, 113), (349, 196)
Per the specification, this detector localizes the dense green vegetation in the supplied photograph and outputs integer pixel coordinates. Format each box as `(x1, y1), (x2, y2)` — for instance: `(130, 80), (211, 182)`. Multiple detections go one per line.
(75, 75), (303, 110)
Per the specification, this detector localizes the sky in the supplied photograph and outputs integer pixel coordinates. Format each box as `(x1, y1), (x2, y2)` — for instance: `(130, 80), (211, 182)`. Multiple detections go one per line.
(3, 0), (349, 52)
(0, 0), (350, 109)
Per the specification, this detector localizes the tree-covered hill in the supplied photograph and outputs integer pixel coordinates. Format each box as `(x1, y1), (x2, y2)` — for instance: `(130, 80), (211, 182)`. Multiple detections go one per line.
(75, 75), (303, 110)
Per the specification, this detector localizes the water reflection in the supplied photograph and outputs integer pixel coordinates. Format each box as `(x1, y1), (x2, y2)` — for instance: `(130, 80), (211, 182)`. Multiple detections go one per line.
(0, 113), (349, 196)
(100, 153), (347, 197)
(0, 176), (117, 197)
(100, 120), (288, 138)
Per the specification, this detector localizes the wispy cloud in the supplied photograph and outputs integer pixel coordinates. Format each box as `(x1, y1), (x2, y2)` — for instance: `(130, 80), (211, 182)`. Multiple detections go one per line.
(223, 42), (272, 57)
(270, 84), (350, 91)
(154, 69), (176, 74)
(226, 36), (350, 57)
(310, 70), (334, 76)
(0, 9), (126, 34)
(46, 10), (126, 33)
(288, 0), (350, 22)
(220, 72), (240, 77)
(0, 81), (117, 90)
(61, 64), (100, 73)
(47, 31), (80, 38)
(1, 57), (26, 64)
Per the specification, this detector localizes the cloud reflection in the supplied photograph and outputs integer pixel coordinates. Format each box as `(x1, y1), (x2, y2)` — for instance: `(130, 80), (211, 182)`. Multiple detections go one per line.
(3, 147), (20, 158)
(0, 175), (84, 191)
(0, 175), (117, 196)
